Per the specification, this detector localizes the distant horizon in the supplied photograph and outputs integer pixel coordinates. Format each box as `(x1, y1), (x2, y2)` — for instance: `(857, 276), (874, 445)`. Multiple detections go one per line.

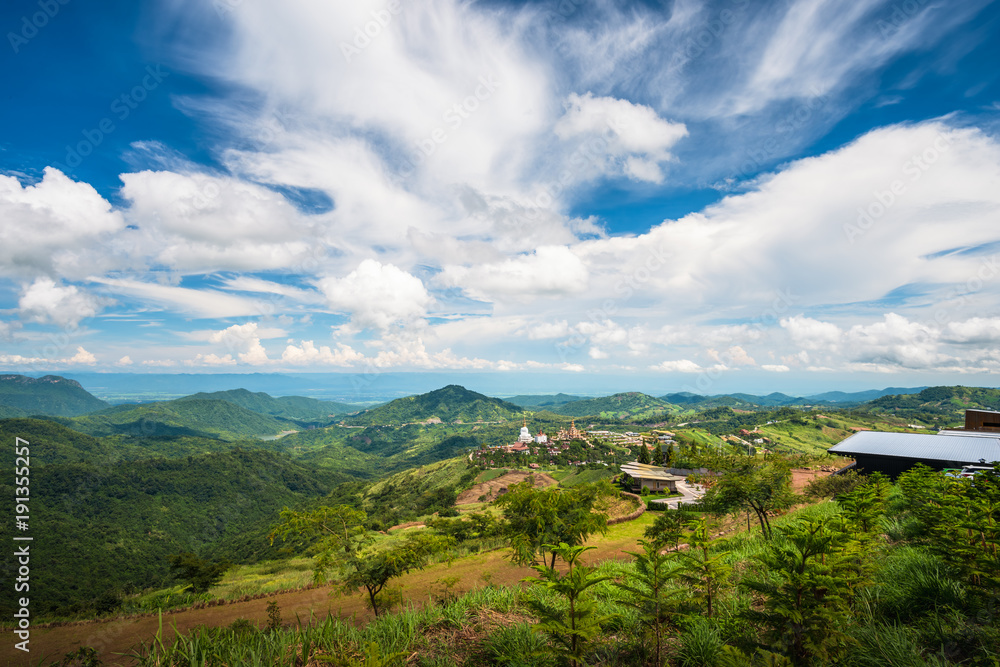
(11, 369), (995, 404)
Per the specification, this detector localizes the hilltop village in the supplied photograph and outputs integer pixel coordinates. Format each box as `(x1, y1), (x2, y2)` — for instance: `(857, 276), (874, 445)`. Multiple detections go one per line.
(471, 417), (659, 469)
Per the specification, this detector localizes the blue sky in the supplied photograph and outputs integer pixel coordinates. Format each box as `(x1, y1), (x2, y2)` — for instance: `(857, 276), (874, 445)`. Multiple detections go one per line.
(2, 0), (1000, 395)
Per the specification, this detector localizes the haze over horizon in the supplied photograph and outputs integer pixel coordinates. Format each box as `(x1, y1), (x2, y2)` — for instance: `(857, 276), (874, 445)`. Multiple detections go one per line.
(2, 0), (1000, 390)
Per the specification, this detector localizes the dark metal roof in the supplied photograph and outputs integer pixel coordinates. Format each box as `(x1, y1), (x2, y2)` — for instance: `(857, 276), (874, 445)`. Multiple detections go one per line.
(828, 431), (1000, 464)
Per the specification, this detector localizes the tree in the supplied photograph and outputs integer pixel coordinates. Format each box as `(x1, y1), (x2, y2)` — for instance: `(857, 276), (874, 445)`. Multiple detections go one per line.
(653, 441), (664, 466)
(664, 442), (675, 468)
(741, 520), (855, 666)
(523, 543), (613, 666)
(495, 480), (610, 568)
(673, 518), (731, 617)
(645, 505), (696, 550)
(638, 442), (652, 465)
(342, 532), (449, 617)
(700, 460), (796, 540)
(167, 552), (230, 593)
(269, 504), (368, 582)
(615, 539), (683, 666)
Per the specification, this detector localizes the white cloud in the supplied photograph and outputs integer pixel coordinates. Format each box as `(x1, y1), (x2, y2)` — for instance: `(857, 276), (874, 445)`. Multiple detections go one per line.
(944, 317), (1000, 344)
(555, 92), (687, 183)
(281, 340), (365, 366)
(782, 315), (843, 351)
(18, 279), (106, 327)
(439, 246), (588, 302)
(0, 168), (125, 279)
(762, 364), (790, 372)
(190, 353), (237, 366)
(318, 259), (432, 331)
(88, 277), (266, 319)
(651, 359), (703, 373)
(66, 347), (97, 365)
(209, 322), (271, 365)
(116, 355), (134, 366)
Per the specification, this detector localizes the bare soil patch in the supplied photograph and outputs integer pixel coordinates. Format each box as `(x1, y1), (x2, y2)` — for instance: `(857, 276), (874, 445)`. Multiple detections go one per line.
(456, 471), (557, 505)
(790, 467), (831, 493)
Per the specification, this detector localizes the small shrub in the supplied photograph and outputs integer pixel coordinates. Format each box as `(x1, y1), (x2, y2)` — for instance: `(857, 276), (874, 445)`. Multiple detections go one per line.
(266, 600), (282, 631)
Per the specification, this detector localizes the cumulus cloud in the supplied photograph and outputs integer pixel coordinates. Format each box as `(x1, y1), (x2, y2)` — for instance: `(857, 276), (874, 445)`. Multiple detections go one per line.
(318, 260), (432, 331)
(209, 322), (271, 365)
(0, 168), (125, 279)
(66, 347), (97, 365)
(18, 279), (107, 327)
(439, 246), (588, 302)
(281, 340), (365, 366)
(555, 92), (688, 183)
(651, 359), (703, 373)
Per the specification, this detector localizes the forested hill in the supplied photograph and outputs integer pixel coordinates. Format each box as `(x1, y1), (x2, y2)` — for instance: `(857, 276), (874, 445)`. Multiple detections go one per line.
(0, 447), (343, 618)
(504, 393), (583, 408)
(70, 398), (292, 439)
(863, 385), (1000, 424)
(550, 392), (677, 419)
(344, 384), (523, 425)
(0, 374), (108, 416)
(176, 388), (360, 422)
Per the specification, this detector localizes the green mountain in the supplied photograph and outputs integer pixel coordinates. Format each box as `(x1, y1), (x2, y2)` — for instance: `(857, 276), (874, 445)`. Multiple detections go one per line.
(176, 388), (360, 422)
(0, 374), (108, 416)
(0, 448), (343, 617)
(504, 393), (584, 408)
(551, 392), (677, 419)
(71, 398), (290, 439)
(343, 385), (524, 426)
(0, 418), (111, 465)
(863, 385), (1000, 425)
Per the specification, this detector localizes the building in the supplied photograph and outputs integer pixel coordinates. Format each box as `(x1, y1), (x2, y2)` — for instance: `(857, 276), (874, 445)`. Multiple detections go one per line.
(534, 430), (548, 444)
(827, 430), (1000, 479)
(961, 408), (1000, 432)
(619, 461), (685, 494)
(555, 420), (584, 441)
(517, 417), (533, 444)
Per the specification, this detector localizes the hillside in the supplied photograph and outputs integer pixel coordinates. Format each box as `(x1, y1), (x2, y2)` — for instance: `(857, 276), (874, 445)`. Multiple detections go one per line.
(343, 384), (524, 425)
(0, 418), (110, 465)
(0, 374), (108, 416)
(71, 398), (291, 439)
(503, 393), (584, 408)
(551, 392), (677, 419)
(176, 388), (360, 422)
(862, 385), (1000, 426)
(0, 448), (344, 618)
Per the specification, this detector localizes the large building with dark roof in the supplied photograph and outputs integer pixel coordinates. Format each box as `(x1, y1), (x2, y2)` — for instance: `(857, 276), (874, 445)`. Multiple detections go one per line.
(828, 428), (1000, 478)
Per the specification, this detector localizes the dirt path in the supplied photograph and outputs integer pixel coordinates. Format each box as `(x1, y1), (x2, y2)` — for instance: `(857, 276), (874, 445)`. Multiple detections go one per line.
(455, 470), (557, 505)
